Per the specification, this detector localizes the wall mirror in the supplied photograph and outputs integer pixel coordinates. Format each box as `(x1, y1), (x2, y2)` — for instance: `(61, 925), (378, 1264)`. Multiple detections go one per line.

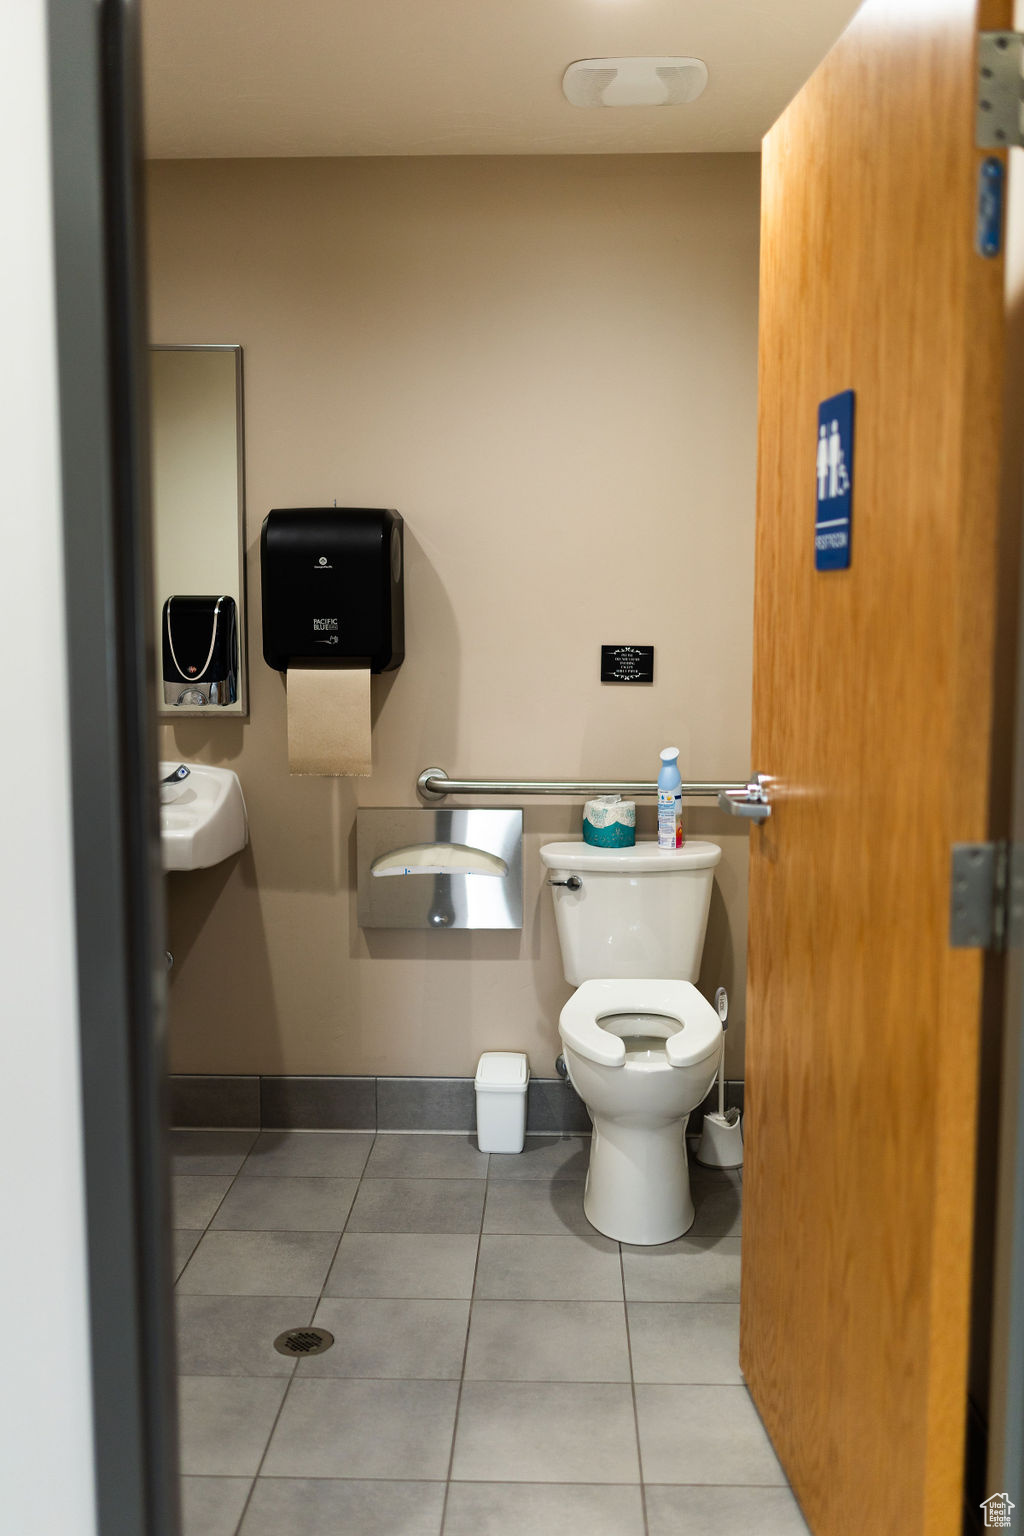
(150, 344), (248, 716)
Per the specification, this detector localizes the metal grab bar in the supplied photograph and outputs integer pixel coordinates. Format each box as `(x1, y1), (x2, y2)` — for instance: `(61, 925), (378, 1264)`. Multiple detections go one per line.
(417, 767), (747, 802)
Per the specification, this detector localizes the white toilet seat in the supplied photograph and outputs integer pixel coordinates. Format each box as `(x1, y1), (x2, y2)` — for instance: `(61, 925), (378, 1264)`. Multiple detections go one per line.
(559, 978), (722, 1070)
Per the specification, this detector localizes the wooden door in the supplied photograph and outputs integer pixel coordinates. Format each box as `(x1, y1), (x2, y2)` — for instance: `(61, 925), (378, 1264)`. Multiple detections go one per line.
(740, 3), (1018, 1533)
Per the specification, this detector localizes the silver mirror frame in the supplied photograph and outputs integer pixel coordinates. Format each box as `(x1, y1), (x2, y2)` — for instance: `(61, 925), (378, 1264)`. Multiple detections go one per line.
(151, 342), (248, 717)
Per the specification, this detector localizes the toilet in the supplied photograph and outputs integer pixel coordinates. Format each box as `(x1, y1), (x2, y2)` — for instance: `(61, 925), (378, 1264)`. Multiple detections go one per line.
(540, 839), (723, 1245)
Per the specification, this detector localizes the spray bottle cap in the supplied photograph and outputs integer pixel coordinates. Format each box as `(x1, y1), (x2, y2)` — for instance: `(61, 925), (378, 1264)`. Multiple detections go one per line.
(659, 747), (680, 762)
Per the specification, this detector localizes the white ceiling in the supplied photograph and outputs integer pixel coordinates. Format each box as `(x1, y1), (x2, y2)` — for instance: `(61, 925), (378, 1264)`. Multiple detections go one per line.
(141, 0), (862, 159)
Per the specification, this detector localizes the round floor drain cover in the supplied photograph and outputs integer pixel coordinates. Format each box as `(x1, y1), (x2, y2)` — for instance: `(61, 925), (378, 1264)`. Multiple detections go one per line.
(273, 1327), (335, 1357)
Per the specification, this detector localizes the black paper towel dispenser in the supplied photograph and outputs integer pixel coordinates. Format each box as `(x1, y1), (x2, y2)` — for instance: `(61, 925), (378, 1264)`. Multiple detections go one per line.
(261, 508), (404, 673)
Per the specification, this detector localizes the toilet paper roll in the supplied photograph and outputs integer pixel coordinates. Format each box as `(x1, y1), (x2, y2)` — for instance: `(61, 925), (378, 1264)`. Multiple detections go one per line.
(583, 796), (636, 847)
(287, 667), (371, 776)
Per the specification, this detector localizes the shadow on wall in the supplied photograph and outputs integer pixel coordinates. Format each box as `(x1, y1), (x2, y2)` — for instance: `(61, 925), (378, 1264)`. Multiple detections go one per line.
(163, 718), (245, 762)
(164, 853), (236, 972)
(393, 527), (460, 775)
(689, 803), (747, 1076)
(165, 842), (286, 1072)
(699, 880), (733, 1009)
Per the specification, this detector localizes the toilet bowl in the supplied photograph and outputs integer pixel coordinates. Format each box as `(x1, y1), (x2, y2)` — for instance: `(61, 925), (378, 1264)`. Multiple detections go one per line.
(560, 979), (722, 1244)
(540, 839), (723, 1245)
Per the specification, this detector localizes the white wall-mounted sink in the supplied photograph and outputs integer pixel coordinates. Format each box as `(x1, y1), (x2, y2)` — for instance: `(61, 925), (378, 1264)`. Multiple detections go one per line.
(159, 762), (248, 871)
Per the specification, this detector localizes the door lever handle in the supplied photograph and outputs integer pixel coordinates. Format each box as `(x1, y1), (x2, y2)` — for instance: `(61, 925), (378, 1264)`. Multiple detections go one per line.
(718, 774), (772, 823)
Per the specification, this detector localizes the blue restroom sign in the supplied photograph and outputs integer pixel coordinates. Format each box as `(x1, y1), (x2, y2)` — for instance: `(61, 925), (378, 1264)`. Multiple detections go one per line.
(815, 389), (854, 571)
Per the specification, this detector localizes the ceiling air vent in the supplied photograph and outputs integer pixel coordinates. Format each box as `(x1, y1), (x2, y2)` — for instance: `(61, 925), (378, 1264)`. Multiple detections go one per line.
(562, 57), (708, 109)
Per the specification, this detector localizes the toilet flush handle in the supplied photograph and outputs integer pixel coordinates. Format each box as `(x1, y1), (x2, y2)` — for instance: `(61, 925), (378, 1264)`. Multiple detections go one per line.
(548, 875), (582, 892)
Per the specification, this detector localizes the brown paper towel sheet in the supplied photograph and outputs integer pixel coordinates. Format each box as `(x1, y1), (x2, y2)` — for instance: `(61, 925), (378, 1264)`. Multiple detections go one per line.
(287, 667), (371, 776)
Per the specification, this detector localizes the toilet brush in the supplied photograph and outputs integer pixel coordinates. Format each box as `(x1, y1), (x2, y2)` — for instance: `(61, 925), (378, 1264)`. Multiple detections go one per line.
(695, 987), (744, 1169)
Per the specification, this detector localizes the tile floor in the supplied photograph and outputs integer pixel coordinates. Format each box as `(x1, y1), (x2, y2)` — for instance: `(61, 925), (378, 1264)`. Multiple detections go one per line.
(172, 1129), (810, 1536)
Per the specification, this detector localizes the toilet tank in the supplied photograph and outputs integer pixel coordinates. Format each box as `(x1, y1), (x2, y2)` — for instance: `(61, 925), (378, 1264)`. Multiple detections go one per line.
(539, 840), (721, 986)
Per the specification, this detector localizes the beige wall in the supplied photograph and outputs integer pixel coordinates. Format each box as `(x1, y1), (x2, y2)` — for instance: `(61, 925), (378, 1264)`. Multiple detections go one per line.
(149, 154), (760, 1079)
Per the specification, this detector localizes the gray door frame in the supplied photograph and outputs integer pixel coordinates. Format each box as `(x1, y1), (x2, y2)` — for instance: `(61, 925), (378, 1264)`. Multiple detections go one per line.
(46, 1), (179, 1533)
(989, 615), (1024, 1503)
(984, 151), (1024, 1501)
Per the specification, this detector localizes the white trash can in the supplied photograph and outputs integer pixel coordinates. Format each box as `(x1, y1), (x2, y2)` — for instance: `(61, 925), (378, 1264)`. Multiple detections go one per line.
(475, 1051), (530, 1154)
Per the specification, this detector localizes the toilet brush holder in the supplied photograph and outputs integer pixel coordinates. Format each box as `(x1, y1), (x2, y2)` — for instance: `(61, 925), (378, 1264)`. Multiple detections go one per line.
(695, 1105), (744, 1169)
(694, 985), (743, 1169)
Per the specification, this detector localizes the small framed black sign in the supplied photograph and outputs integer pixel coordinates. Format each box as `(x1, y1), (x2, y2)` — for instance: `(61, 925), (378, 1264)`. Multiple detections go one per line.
(601, 645), (654, 684)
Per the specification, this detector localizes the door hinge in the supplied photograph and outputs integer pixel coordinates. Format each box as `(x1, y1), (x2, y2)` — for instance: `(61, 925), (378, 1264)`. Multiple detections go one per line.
(977, 33), (1024, 148)
(949, 840), (1024, 951)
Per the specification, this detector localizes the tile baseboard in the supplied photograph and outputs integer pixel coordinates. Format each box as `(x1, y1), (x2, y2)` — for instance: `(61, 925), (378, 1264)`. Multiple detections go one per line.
(260, 1075), (376, 1130)
(169, 1073), (744, 1135)
(377, 1076), (475, 1132)
(169, 1074), (259, 1129)
(527, 1078), (591, 1135)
